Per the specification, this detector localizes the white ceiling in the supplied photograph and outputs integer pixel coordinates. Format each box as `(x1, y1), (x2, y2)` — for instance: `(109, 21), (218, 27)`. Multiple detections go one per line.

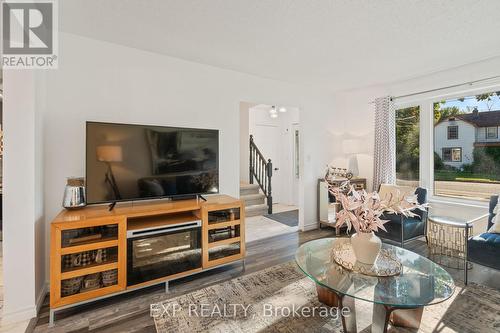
(59, 0), (500, 91)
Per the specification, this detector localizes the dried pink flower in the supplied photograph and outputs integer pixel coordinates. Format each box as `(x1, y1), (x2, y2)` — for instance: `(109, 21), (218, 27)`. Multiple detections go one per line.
(327, 181), (427, 234)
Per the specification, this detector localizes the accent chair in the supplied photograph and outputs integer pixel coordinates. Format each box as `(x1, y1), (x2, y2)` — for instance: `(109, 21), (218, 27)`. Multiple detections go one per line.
(375, 184), (429, 248)
(465, 195), (500, 284)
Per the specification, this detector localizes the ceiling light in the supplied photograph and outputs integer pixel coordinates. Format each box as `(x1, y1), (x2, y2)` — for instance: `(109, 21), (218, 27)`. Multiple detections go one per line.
(269, 106), (277, 115)
(279, 107), (287, 113)
(270, 113), (278, 118)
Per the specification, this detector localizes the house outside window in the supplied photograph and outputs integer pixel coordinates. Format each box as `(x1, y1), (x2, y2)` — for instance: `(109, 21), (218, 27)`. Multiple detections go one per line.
(486, 126), (498, 139)
(432, 90), (500, 201)
(447, 125), (458, 139)
(398, 90), (500, 201)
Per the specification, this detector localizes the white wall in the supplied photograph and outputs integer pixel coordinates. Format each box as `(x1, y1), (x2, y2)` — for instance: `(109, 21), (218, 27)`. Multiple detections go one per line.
(239, 102), (256, 184)
(2, 69), (45, 322)
(434, 119), (475, 167)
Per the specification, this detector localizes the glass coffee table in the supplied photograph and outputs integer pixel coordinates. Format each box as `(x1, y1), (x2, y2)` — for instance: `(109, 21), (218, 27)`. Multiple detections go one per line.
(295, 238), (455, 333)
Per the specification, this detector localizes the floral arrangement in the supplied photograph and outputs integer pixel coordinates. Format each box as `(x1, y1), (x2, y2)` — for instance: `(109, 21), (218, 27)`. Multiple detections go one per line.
(328, 181), (427, 234)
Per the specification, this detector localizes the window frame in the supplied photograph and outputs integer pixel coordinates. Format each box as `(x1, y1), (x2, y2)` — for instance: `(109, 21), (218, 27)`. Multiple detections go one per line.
(442, 147), (462, 162)
(451, 148), (462, 162)
(486, 126), (498, 139)
(394, 82), (500, 207)
(447, 125), (459, 139)
(442, 148), (452, 161)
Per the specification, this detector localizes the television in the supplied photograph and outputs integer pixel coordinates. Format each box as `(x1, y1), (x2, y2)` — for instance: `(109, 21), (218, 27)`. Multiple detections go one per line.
(86, 122), (219, 204)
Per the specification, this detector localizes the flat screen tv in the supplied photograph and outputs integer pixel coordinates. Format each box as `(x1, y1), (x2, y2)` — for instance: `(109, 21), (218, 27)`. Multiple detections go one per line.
(86, 122), (219, 204)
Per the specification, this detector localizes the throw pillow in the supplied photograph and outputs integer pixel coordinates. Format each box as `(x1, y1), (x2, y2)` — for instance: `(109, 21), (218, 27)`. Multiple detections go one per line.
(488, 197), (500, 233)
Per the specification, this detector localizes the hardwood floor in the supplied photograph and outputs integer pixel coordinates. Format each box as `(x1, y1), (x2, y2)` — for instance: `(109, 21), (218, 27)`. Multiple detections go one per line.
(28, 228), (500, 333)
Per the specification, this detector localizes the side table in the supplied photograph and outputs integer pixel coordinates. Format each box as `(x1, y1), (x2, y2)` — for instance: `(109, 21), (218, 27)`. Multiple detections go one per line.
(427, 214), (487, 270)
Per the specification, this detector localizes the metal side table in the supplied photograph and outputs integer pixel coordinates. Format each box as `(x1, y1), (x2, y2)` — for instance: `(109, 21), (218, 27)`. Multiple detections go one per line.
(427, 214), (488, 270)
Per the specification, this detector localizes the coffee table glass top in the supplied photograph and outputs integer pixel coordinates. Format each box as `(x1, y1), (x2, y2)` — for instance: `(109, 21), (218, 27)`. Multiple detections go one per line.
(295, 238), (455, 308)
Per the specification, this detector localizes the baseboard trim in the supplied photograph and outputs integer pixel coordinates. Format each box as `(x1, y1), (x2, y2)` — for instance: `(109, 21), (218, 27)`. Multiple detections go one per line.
(302, 222), (319, 231)
(1, 305), (37, 324)
(36, 282), (49, 314)
(2, 282), (48, 324)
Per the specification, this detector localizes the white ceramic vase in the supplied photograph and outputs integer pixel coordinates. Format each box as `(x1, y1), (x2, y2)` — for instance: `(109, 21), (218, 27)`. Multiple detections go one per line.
(351, 231), (382, 265)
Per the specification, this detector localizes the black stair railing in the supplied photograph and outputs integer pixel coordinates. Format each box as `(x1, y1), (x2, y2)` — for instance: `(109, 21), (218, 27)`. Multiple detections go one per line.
(249, 135), (273, 214)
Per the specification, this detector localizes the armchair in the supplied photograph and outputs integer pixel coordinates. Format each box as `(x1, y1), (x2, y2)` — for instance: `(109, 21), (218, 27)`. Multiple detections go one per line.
(466, 195), (500, 284)
(375, 185), (428, 248)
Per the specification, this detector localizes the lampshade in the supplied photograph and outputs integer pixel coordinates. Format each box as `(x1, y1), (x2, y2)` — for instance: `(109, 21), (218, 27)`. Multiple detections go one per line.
(97, 145), (123, 162)
(342, 139), (363, 154)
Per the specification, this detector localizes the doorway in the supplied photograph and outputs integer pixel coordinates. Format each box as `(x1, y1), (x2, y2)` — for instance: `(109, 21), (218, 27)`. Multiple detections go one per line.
(239, 102), (300, 243)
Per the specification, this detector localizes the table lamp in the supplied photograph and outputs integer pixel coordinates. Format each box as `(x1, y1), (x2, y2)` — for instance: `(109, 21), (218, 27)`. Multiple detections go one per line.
(342, 139), (362, 177)
(97, 145), (123, 200)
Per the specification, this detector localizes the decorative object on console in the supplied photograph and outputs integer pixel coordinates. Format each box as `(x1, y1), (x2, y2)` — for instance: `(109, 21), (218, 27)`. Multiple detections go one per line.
(82, 273), (101, 292)
(101, 269), (118, 287)
(324, 165), (352, 181)
(328, 181), (427, 265)
(62, 177), (86, 209)
(318, 178), (366, 233)
(96, 145), (123, 200)
(61, 277), (83, 297)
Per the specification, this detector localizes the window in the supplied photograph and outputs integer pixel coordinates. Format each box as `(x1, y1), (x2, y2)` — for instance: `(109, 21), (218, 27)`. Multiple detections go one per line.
(447, 125), (458, 139)
(434, 90), (500, 201)
(442, 148), (451, 161)
(396, 106), (420, 188)
(486, 127), (498, 139)
(442, 148), (461, 162)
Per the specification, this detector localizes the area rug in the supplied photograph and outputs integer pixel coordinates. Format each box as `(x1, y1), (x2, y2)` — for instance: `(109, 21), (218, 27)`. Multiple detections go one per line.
(151, 262), (500, 333)
(264, 210), (298, 227)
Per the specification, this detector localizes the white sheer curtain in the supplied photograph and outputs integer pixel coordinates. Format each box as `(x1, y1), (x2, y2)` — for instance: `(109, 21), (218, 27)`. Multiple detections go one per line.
(373, 96), (396, 191)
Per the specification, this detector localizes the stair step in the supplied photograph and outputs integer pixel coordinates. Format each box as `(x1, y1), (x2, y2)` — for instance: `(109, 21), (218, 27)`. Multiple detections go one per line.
(240, 183), (261, 196)
(245, 203), (269, 217)
(241, 193), (266, 206)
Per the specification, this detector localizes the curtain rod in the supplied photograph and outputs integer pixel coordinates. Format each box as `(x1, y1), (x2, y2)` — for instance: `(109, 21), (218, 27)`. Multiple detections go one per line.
(369, 74), (500, 103)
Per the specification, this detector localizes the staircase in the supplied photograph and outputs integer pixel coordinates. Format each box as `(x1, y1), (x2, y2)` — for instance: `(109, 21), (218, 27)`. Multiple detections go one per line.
(240, 183), (269, 217)
(248, 135), (273, 214)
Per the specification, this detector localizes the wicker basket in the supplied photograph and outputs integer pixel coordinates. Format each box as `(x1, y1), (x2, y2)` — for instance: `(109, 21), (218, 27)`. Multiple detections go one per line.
(102, 269), (118, 287)
(61, 276), (83, 297)
(81, 273), (101, 292)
